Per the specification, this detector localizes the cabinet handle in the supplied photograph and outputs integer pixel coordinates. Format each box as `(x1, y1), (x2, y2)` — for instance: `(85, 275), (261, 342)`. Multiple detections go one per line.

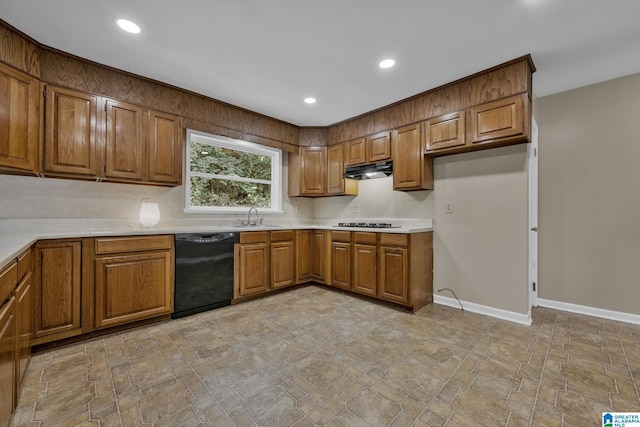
(531, 227), (538, 232)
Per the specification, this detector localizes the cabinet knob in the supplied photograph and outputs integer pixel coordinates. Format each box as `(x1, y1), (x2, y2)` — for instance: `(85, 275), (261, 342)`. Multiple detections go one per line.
(531, 227), (538, 232)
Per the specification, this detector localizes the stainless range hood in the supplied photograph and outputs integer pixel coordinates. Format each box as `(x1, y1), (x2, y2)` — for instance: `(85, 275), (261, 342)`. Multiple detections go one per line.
(343, 160), (393, 180)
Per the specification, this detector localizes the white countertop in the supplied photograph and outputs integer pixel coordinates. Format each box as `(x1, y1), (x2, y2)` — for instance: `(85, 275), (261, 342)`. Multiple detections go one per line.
(0, 220), (433, 270)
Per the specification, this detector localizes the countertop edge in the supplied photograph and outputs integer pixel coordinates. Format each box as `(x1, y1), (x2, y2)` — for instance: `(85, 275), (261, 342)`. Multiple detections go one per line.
(0, 224), (434, 271)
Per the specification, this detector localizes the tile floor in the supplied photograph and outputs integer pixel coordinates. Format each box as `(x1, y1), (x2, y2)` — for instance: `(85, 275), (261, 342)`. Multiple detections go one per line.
(10, 285), (640, 426)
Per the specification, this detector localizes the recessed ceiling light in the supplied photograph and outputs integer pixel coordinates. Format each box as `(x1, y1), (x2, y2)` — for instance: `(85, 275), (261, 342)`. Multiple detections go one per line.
(116, 18), (141, 34)
(304, 97), (317, 104)
(379, 59), (395, 69)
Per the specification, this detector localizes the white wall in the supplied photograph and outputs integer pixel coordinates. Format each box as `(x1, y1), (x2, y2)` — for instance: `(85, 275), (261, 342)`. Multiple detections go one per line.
(537, 72), (640, 315)
(0, 152), (315, 225)
(313, 176), (434, 221)
(432, 145), (530, 316)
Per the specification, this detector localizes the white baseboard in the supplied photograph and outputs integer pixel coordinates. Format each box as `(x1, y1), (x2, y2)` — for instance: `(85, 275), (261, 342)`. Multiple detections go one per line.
(537, 298), (640, 325)
(433, 295), (532, 326)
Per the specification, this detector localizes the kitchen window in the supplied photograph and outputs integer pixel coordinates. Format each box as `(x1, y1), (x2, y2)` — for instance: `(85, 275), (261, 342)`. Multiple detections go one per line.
(185, 130), (282, 213)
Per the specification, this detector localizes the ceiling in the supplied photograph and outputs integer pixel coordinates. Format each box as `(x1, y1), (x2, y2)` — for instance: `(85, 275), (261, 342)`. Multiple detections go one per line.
(2, 0), (640, 127)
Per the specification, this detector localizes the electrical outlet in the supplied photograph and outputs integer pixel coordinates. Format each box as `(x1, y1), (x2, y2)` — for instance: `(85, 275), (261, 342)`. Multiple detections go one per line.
(354, 204), (360, 213)
(295, 206), (301, 213)
(445, 202), (453, 213)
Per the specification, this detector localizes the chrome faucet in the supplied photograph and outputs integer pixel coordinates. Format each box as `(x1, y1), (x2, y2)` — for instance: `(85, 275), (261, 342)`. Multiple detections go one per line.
(246, 206), (258, 226)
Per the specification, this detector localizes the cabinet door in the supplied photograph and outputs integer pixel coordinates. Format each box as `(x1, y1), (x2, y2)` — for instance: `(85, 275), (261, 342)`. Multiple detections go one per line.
(95, 251), (173, 329)
(367, 131), (391, 162)
(44, 86), (99, 176)
(105, 99), (146, 181)
(311, 230), (326, 283)
(327, 144), (346, 195)
(236, 243), (269, 297)
(14, 271), (32, 390)
(392, 123), (433, 191)
(0, 298), (16, 427)
(296, 230), (312, 283)
(470, 95), (524, 143)
(379, 246), (409, 304)
(34, 241), (82, 341)
(345, 138), (366, 166)
(0, 63), (39, 172)
(331, 242), (351, 290)
(272, 241), (295, 289)
(424, 111), (466, 152)
(352, 244), (377, 296)
(300, 147), (326, 195)
(149, 110), (182, 185)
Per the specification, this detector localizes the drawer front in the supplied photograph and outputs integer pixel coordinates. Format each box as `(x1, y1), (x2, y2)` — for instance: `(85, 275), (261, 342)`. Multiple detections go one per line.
(0, 261), (18, 305)
(353, 232), (377, 245)
(239, 231), (270, 244)
(270, 230), (294, 242)
(380, 233), (408, 247)
(331, 230), (352, 243)
(95, 235), (173, 254)
(17, 247), (32, 281)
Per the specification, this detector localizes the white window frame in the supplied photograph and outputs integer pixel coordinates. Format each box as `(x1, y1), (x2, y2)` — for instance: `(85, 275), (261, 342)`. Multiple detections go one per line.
(184, 129), (283, 214)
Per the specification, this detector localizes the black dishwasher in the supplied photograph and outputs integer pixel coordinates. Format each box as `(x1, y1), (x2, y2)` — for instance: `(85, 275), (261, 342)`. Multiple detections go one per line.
(173, 232), (238, 318)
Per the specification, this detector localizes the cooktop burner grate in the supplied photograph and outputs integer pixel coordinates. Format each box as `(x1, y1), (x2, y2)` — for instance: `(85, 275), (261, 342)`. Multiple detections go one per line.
(336, 222), (400, 228)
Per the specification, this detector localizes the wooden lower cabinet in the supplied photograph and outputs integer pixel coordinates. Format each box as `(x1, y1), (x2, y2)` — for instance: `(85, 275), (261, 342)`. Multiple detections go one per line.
(33, 240), (82, 344)
(296, 230), (313, 283)
(14, 270), (32, 389)
(352, 244), (377, 296)
(94, 251), (173, 329)
(234, 232), (270, 298)
(331, 242), (351, 290)
(235, 243), (269, 297)
(378, 232), (433, 310)
(0, 297), (16, 427)
(311, 230), (326, 283)
(378, 246), (409, 303)
(271, 230), (295, 289)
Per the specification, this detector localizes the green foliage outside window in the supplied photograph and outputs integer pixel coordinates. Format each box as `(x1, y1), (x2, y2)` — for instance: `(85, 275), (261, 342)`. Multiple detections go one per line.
(189, 141), (273, 209)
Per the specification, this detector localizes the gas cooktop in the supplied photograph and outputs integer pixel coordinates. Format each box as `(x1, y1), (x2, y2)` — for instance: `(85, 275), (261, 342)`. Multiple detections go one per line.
(335, 222), (401, 229)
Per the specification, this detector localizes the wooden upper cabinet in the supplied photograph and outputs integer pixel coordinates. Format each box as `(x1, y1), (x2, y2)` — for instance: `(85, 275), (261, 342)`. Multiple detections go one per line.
(392, 124), (433, 191)
(345, 133), (390, 166)
(424, 111), (466, 152)
(470, 94), (524, 144)
(0, 63), (39, 172)
(301, 147), (326, 195)
(327, 143), (357, 196)
(345, 138), (366, 166)
(44, 86), (99, 176)
(148, 110), (181, 185)
(366, 131), (391, 162)
(105, 99), (146, 181)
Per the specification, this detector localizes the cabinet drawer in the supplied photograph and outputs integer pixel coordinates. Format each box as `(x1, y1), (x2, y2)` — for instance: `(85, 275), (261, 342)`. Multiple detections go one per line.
(380, 233), (408, 247)
(95, 235), (173, 254)
(0, 261), (17, 305)
(271, 230), (293, 242)
(239, 231), (270, 244)
(17, 247), (32, 281)
(353, 232), (377, 245)
(331, 230), (352, 243)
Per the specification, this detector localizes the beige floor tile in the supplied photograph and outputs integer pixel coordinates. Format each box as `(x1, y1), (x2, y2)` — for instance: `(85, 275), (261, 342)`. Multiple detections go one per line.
(11, 286), (640, 426)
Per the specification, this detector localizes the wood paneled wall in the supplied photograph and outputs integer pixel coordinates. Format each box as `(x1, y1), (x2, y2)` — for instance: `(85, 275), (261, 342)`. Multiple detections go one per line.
(327, 56), (535, 145)
(0, 20), (299, 152)
(0, 25), (40, 77)
(0, 20), (534, 153)
(299, 127), (328, 147)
